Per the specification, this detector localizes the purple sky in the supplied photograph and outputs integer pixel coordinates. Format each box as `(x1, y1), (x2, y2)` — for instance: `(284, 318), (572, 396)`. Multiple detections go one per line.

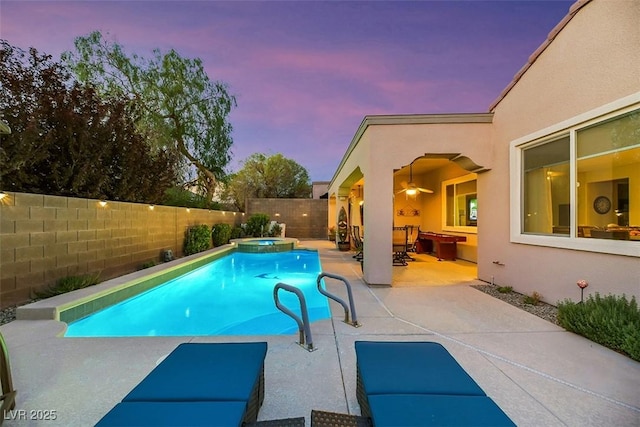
(1, 0), (573, 181)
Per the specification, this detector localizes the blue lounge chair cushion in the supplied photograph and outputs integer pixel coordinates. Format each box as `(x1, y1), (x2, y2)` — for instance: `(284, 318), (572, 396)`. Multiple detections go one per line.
(123, 342), (267, 402)
(368, 394), (515, 427)
(95, 401), (247, 426)
(355, 341), (485, 396)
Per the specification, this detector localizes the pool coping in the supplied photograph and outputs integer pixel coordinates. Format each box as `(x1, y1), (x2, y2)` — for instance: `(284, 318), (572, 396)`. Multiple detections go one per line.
(16, 244), (238, 324)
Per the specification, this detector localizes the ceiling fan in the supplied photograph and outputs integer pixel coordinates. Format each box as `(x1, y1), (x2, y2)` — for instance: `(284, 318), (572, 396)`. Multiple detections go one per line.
(397, 163), (433, 196)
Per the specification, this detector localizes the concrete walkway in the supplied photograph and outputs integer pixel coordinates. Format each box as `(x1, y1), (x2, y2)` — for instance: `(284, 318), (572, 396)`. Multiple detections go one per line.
(1, 240), (639, 426)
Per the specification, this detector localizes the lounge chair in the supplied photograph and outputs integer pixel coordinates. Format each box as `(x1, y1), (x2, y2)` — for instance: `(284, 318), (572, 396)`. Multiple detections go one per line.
(355, 341), (515, 426)
(96, 342), (268, 426)
(0, 332), (16, 425)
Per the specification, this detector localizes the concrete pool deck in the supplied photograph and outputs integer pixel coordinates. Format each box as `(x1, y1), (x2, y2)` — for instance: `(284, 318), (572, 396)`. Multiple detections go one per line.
(1, 240), (639, 426)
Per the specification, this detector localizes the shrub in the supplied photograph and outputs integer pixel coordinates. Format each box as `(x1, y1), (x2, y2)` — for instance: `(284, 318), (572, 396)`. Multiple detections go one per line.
(34, 273), (100, 299)
(245, 213), (271, 237)
(523, 291), (542, 305)
(212, 223), (232, 247)
(140, 260), (156, 270)
(230, 226), (245, 240)
(184, 224), (211, 255)
(558, 293), (640, 361)
(497, 286), (513, 294)
(269, 223), (282, 237)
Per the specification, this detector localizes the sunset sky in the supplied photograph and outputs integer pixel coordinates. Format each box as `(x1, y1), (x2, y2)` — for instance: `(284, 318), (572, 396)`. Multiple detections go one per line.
(1, 0), (573, 181)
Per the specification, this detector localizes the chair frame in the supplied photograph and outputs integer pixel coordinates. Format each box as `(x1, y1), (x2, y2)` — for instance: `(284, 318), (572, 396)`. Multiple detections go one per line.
(0, 332), (16, 423)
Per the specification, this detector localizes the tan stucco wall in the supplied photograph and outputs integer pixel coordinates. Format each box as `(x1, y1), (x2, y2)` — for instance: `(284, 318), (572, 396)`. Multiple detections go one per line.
(245, 198), (328, 238)
(330, 119), (492, 285)
(482, 0), (640, 303)
(329, 0), (639, 301)
(0, 192), (241, 307)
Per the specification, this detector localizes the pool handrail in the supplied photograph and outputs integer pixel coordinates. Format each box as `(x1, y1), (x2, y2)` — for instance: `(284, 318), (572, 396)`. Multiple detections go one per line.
(316, 272), (361, 327)
(273, 283), (315, 352)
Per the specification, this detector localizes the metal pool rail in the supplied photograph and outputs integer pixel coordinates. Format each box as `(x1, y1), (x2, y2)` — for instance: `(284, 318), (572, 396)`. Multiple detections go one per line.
(273, 272), (361, 352)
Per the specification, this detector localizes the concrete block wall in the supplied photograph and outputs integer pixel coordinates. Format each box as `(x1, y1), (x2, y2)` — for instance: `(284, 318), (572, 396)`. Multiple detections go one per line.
(246, 198), (328, 239)
(0, 192), (241, 308)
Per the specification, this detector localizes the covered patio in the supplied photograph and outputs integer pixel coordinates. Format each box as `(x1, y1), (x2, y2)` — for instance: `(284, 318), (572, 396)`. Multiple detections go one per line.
(327, 113), (492, 287)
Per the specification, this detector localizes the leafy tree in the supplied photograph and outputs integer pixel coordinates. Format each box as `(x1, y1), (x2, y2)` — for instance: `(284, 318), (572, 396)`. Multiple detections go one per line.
(62, 31), (236, 203)
(0, 41), (178, 202)
(224, 153), (312, 210)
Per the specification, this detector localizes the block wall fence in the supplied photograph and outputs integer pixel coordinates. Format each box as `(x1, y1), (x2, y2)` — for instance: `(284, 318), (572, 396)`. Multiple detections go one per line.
(0, 192), (242, 308)
(245, 198), (328, 240)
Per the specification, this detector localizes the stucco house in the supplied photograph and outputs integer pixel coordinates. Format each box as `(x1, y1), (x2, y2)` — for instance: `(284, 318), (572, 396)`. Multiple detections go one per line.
(327, 0), (640, 304)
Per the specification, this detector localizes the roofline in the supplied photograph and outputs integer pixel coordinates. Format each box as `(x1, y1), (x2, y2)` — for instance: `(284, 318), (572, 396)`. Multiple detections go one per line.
(488, 0), (592, 112)
(329, 113), (494, 187)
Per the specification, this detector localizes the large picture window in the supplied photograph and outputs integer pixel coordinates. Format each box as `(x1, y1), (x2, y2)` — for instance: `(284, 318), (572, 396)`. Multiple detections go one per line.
(576, 111), (639, 239)
(512, 100), (639, 257)
(522, 137), (570, 235)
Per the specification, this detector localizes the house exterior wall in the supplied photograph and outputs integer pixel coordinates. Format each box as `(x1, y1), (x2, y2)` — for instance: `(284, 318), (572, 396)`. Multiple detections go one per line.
(329, 118), (492, 285)
(0, 192), (241, 308)
(482, 0), (640, 303)
(245, 198), (328, 238)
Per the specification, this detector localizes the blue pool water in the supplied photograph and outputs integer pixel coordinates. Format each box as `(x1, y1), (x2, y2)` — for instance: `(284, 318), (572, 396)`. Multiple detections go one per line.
(65, 250), (330, 337)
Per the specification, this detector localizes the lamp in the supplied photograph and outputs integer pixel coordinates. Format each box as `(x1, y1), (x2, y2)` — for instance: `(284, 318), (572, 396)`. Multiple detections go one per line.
(149, 205), (155, 210)
(99, 200), (107, 207)
(0, 191), (6, 201)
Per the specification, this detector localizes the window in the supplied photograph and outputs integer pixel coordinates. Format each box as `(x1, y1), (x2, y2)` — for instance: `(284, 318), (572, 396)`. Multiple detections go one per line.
(442, 174), (477, 233)
(577, 112), (639, 238)
(522, 137), (570, 235)
(511, 97), (640, 257)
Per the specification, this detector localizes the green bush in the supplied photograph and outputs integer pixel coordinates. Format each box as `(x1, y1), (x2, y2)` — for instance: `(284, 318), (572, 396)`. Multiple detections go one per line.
(34, 273), (100, 299)
(184, 224), (211, 255)
(497, 286), (513, 293)
(140, 260), (157, 270)
(558, 293), (640, 361)
(245, 213), (271, 237)
(212, 223), (232, 247)
(523, 291), (542, 305)
(269, 223), (282, 237)
(230, 226), (245, 240)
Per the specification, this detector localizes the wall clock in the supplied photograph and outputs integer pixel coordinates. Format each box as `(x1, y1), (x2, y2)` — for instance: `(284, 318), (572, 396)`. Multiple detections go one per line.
(593, 196), (611, 214)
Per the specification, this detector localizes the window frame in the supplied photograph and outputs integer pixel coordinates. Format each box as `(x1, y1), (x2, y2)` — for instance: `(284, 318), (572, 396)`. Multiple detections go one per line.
(441, 173), (478, 234)
(510, 92), (640, 258)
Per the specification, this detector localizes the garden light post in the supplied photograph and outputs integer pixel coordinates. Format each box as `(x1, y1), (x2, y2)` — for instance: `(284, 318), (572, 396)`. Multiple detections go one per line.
(577, 280), (588, 303)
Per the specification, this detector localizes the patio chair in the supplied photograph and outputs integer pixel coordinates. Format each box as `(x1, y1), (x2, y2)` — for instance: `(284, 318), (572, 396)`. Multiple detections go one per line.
(355, 341), (514, 426)
(392, 227), (408, 266)
(405, 225), (419, 255)
(96, 342), (268, 426)
(0, 332), (16, 424)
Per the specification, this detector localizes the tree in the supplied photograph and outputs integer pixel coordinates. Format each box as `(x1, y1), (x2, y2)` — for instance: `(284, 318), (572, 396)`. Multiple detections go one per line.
(0, 41), (179, 202)
(224, 153), (312, 210)
(62, 31), (236, 203)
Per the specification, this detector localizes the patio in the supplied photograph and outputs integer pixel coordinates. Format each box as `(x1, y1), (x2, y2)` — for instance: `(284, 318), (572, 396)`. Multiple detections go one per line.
(1, 240), (639, 426)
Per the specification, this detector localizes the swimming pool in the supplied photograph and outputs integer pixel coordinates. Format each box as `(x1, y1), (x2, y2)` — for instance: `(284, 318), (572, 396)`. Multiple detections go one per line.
(64, 249), (330, 337)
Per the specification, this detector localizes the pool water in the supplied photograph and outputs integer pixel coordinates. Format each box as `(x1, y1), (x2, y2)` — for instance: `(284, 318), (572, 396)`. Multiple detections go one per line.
(65, 250), (330, 337)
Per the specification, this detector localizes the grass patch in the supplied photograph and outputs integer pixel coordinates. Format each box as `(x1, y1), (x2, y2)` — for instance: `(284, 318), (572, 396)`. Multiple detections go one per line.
(523, 291), (542, 305)
(558, 293), (640, 361)
(34, 273), (100, 299)
(497, 286), (513, 293)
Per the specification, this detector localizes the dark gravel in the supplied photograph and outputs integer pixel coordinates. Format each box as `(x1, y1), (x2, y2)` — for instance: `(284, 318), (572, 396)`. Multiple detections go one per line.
(471, 283), (559, 325)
